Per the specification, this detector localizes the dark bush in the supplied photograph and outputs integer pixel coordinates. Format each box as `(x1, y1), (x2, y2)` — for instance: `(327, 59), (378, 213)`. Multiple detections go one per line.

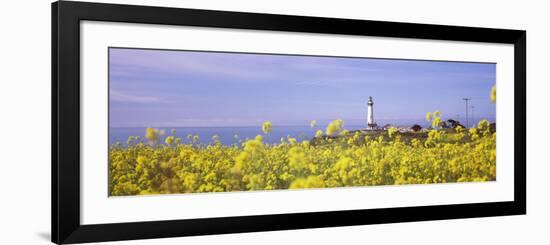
(410, 124), (422, 132)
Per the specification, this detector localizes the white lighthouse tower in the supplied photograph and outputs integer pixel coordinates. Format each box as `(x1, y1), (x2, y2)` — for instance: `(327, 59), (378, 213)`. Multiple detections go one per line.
(367, 96), (377, 130)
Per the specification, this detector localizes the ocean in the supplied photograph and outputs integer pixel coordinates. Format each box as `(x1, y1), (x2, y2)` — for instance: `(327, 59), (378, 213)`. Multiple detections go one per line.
(109, 117), (492, 147)
(109, 120), (427, 146)
(110, 125), (362, 146)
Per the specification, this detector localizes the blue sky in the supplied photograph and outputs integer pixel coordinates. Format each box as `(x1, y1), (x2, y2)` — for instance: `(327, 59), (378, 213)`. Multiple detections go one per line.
(109, 48), (496, 128)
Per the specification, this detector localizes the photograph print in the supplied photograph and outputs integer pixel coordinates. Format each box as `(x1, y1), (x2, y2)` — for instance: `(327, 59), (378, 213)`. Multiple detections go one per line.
(108, 47), (497, 196)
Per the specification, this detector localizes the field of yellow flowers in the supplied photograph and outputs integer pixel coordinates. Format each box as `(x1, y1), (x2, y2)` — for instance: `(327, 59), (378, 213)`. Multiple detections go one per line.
(108, 111), (496, 196)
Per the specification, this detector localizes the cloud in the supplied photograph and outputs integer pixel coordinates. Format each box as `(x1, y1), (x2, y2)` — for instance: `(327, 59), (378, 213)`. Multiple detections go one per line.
(127, 118), (264, 127)
(109, 48), (389, 87)
(109, 48), (495, 90)
(110, 90), (164, 103)
(109, 48), (278, 81)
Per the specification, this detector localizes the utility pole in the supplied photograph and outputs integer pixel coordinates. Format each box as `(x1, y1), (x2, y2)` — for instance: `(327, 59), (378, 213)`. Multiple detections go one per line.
(463, 98), (471, 128)
(471, 105), (475, 127)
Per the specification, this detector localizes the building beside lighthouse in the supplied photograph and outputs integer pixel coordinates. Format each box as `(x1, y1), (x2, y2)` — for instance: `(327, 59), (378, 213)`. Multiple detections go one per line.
(367, 96), (378, 130)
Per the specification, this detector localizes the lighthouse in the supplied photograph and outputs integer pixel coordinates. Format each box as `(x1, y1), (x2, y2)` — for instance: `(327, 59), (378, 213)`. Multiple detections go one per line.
(367, 96), (377, 129)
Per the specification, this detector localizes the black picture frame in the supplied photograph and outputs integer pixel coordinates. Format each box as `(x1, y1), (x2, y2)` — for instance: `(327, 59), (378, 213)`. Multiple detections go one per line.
(52, 1), (526, 244)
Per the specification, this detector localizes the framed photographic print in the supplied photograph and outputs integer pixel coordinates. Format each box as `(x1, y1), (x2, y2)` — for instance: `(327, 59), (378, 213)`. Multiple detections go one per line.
(52, 1), (526, 244)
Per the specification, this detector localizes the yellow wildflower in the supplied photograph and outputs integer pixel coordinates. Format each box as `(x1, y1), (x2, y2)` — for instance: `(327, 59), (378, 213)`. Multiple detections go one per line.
(326, 119), (344, 136)
(310, 120), (317, 128)
(491, 85), (496, 103)
(262, 121), (273, 134)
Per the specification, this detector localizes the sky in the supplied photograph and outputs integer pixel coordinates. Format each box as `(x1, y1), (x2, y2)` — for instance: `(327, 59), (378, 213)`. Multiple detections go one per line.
(109, 47), (496, 128)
